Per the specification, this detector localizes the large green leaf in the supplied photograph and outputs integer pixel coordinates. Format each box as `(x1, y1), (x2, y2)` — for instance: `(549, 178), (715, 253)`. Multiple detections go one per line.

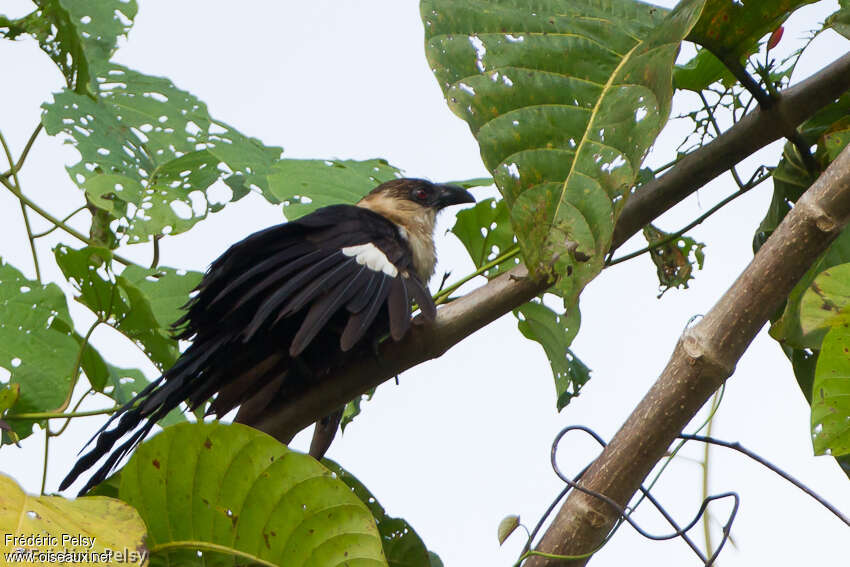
(423, 0), (704, 304)
(811, 325), (850, 457)
(0, 260), (79, 439)
(118, 422), (387, 566)
(323, 459), (441, 567)
(42, 63), (284, 243)
(687, 0), (816, 60)
(55, 245), (202, 371)
(0, 474), (147, 563)
(451, 197), (520, 278)
(0, 0), (136, 93)
(515, 298), (588, 410)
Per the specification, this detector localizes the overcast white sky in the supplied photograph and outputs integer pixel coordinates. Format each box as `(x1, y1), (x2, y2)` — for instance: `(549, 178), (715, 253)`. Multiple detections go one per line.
(1, 1), (849, 565)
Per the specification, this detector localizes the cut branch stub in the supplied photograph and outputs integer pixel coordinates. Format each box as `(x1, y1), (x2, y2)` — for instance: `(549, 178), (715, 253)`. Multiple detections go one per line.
(422, 0), (704, 304)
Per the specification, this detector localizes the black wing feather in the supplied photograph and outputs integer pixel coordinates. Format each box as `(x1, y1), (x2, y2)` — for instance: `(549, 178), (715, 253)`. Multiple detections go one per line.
(61, 204), (438, 495)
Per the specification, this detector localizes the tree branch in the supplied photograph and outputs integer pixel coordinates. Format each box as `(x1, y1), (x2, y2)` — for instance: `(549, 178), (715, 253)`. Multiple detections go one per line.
(239, 50), (850, 448)
(612, 51), (850, 251)
(526, 143), (850, 566)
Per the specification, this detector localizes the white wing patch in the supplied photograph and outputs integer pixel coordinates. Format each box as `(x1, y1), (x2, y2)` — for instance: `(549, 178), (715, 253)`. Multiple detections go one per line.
(341, 243), (398, 277)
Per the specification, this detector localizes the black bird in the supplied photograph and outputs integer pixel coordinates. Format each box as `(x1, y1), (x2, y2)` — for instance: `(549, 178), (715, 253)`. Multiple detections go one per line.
(60, 178), (474, 494)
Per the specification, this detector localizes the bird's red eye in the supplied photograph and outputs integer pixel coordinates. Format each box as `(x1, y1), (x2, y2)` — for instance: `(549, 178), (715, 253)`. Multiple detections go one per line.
(415, 188), (428, 201)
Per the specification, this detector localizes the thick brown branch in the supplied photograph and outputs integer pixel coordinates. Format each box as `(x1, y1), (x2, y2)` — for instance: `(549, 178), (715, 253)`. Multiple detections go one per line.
(612, 51), (850, 250)
(240, 49), (850, 447)
(527, 144), (850, 566)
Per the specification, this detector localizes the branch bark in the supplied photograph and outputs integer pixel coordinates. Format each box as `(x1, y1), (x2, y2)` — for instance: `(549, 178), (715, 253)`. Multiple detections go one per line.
(526, 143), (850, 566)
(612, 51), (850, 250)
(239, 49), (850, 444)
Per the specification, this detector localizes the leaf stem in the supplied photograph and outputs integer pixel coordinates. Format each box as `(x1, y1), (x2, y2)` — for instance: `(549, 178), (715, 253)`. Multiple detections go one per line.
(0, 123), (42, 180)
(149, 541), (278, 567)
(6, 407), (119, 420)
(31, 206), (87, 238)
(41, 430), (49, 495)
(0, 129), (42, 281)
(0, 175), (135, 267)
(606, 170), (770, 267)
(434, 244), (521, 305)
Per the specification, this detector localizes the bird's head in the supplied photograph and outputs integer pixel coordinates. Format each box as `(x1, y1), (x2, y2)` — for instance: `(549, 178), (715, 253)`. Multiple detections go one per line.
(361, 178), (475, 212)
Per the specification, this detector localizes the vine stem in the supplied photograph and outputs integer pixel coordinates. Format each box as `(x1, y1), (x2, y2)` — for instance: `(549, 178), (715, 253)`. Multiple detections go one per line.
(0, 123), (42, 179)
(0, 175), (135, 267)
(0, 129), (41, 281)
(606, 171), (769, 267)
(434, 244), (521, 305)
(6, 407), (119, 420)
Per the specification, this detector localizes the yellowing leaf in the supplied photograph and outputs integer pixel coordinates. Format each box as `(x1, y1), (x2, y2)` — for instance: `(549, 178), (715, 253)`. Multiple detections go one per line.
(0, 474), (147, 565)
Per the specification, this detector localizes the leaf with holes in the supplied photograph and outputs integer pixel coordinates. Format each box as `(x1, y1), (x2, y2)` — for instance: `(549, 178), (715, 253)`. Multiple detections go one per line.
(241, 158), (403, 220)
(423, 0), (704, 305)
(0, 0), (137, 93)
(451, 197), (519, 278)
(800, 264), (850, 335)
(41, 63), (284, 243)
(118, 422), (388, 566)
(688, 0), (817, 60)
(515, 299), (588, 410)
(811, 324), (850, 457)
(0, 474), (147, 560)
(0, 260), (79, 440)
(323, 459), (441, 567)
(642, 223), (705, 297)
(54, 245), (201, 371)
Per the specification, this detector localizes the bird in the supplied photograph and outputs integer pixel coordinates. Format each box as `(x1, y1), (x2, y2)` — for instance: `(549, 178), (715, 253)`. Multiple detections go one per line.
(60, 178), (475, 495)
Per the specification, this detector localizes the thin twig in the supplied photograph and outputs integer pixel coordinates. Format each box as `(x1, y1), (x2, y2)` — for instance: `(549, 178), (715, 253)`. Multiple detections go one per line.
(698, 91), (745, 189)
(150, 234), (162, 269)
(32, 206), (87, 238)
(434, 244), (521, 305)
(0, 123), (42, 180)
(679, 434), (850, 527)
(0, 130), (42, 281)
(606, 169), (770, 267)
(0, 175), (136, 267)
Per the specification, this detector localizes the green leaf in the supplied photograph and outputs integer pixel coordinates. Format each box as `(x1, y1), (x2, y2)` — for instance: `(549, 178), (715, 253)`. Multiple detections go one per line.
(423, 0), (704, 305)
(811, 325), (850, 457)
(0, 474), (147, 561)
(515, 299), (588, 410)
(117, 264), (202, 330)
(0, 260), (79, 439)
(243, 158), (403, 220)
(0, 0), (137, 93)
(104, 364), (185, 427)
(42, 63), (284, 243)
(673, 48), (736, 92)
(761, 95), (850, 346)
(54, 245), (202, 371)
(118, 422), (387, 566)
(800, 264), (850, 335)
(687, 0), (817, 60)
(341, 388), (376, 433)
(323, 459), (440, 567)
(826, 3), (850, 40)
(451, 198), (519, 278)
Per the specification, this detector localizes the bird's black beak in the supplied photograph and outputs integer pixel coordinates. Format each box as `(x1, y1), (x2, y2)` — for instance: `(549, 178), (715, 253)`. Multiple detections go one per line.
(434, 184), (475, 209)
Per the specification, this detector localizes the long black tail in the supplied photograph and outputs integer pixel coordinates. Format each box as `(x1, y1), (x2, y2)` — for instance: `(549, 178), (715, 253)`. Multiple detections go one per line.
(59, 337), (223, 495)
